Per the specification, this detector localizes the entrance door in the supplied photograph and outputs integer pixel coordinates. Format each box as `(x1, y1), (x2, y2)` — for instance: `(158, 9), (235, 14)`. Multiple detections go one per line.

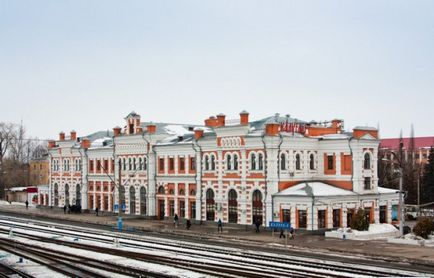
(252, 190), (263, 224)
(206, 189), (215, 221)
(380, 206), (387, 223)
(228, 189), (238, 223)
(158, 200), (165, 220)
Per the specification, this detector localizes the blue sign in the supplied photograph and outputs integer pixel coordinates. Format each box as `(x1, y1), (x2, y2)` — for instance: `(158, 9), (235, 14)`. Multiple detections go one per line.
(269, 221), (291, 229)
(114, 204), (119, 211)
(121, 204), (126, 211)
(117, 217), (123, 231)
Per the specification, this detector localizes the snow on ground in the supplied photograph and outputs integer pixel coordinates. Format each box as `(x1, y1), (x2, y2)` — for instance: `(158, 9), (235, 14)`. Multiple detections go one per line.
(0, 217), (431, 277)
(1, 220), (428, 278)
(0, 232), (208, 278)
(388, 233), (434, 247)
(0, 201), (35, 207)
(0, 251), (68, 278)
(325, 224), (399, 240)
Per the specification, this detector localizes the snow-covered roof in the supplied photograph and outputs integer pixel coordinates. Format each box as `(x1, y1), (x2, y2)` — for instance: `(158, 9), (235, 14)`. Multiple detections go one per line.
(377, 186), (399, 194)
(90, 137), (113, 148)
(6, 187), (28, 192)
(274, 182), (356, 197)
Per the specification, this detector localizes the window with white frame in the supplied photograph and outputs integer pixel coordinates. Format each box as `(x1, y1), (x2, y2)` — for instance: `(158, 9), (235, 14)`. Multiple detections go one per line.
(226, 154), (232, 170)
(251, 153), (256, 170)
(258, 153), (264, 170)
(309, 153), (315, 170)
(204, 155), (210, 171)
(233, 154), (239, 170)
(280, 153), (286, 170)
(364, 153), (371, 170)
(210, 154), (216, 170)
(295, 153), (301, 170)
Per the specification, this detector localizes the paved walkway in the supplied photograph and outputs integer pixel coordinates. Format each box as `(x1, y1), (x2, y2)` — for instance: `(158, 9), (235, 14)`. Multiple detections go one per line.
(1, 204), (433, 266)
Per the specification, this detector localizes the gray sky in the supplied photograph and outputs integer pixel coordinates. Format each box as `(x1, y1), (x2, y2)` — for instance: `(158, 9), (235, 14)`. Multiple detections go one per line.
(1, 1), (433, 140)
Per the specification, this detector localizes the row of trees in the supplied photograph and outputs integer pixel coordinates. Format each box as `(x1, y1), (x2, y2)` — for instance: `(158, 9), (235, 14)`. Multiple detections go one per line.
(378, 128), (434, 205)
(0, 122), (47, 199)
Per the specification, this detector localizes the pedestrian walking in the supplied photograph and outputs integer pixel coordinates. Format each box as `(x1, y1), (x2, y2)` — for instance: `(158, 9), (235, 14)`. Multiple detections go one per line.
(289, 227), (295, 239)
(25, 200), (29, 209)
(68, 204), (71, 214)
(63, 205), (67, 214)
(186, 219), (191, 230)
(174, 214), (179, 228)
(217, 218), (223, 233)
(279, 229), (286, 238)
(95, 207), (99, 216)
(254, 219), (260, 233)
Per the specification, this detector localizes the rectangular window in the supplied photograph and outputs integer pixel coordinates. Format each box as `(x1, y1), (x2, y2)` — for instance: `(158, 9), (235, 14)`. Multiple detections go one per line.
(104, 160), (108, 172)
(179, 157), (185, 171)
(97, 160), (101, 171)
(282, 209), (291, 224)
(89, 160), (94, 172)
(298, 210), (307, 229)
(159, 158), (165, 172)
(318, 210), (326, 229)
(364, 177), (371, 190)
(333, 209), (340, 228)
(169, 158), (175, 171)
(190, 157), (196, 171)
(327, 155), (334, 170)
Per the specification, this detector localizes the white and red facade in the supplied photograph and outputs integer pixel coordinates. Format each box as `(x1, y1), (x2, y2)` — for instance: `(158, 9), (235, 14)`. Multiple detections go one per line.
(47, 111), (399, 230)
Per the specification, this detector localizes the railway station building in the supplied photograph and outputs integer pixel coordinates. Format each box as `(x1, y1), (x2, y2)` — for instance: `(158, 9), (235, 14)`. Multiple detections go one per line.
(47, 111), (399, 230)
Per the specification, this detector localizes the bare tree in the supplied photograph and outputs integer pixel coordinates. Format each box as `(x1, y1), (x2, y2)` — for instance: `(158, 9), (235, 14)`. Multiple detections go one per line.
(0, 122), (15, 198)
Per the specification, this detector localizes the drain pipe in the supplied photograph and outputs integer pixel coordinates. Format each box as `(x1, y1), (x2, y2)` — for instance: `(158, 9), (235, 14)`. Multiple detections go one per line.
(192, 138), (202, 224)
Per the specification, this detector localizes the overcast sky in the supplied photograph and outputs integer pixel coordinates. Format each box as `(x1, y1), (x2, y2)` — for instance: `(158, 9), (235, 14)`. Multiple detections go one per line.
(1, 1), (433, 140)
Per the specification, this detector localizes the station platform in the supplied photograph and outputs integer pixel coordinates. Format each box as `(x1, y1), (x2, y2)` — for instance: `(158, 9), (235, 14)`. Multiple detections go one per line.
(1, 204), (433, 266)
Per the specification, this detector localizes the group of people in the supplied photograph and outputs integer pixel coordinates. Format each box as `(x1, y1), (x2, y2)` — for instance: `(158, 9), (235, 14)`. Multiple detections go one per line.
(63, 204), (82, 214)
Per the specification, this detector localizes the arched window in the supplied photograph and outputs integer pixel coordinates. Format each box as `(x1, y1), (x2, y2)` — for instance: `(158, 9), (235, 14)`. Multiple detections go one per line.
(204, 155), (210, 171)
(258, 153), (264, 170)
(226, 154), (232, 170)
(295, 154), (301, 170)
(133, 158), (136, 170)
(129, 158), (132, 171)
(139, 158), (143, 170)
(309, 154), (315, 170)
(190, 189), (196, 196)
(179, 189), (185, 195)
(169, 189), (174, 195)
(158, 186), (165, 194)
(252, 190), (263, 225)
(364, 153), (371, 169)
(251, 153), (256, 170)
(233, 154), (239, 170)
(280, 153), (286, 170)
(210, 155), (216, 170)
(228, 189), (238, 223)
(206, 189), (215, 221)
(144, 157), (147, 170)
(122, 158), (126, 171)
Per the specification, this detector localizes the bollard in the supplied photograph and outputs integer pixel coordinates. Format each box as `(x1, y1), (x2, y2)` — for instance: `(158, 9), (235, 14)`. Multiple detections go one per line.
(8, 228), (13, 238)
(18, 257), (23, 263)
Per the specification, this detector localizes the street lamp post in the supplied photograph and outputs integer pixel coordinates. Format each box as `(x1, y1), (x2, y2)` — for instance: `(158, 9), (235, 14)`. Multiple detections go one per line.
(398, 168), (404, 237)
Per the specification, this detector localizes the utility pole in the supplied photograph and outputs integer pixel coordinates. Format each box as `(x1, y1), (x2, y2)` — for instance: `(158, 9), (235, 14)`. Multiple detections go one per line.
(399, 168), (404, 237)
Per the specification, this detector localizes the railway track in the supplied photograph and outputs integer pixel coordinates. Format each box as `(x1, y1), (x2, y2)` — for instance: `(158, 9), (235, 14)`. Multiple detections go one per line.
(0, 260), (35, 278)
(0, 217), (430, 277)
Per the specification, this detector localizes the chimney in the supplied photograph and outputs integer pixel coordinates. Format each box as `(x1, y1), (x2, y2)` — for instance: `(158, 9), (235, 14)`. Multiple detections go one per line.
(204, 116), (218, 127)
(59, 132), (65, 141)
(217, 113), (226, 127)
(48, 140), (56, 149)
(240, 110), (249, 125)
(147, 123), (156, 134)
(81, 137), (91, 149)
(265, 122), (280, 136)
(332, 119), (342, 130)
(70, 130), (77, 141)
(194, 128), (204, 140)
(113, 126), (122, 137)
